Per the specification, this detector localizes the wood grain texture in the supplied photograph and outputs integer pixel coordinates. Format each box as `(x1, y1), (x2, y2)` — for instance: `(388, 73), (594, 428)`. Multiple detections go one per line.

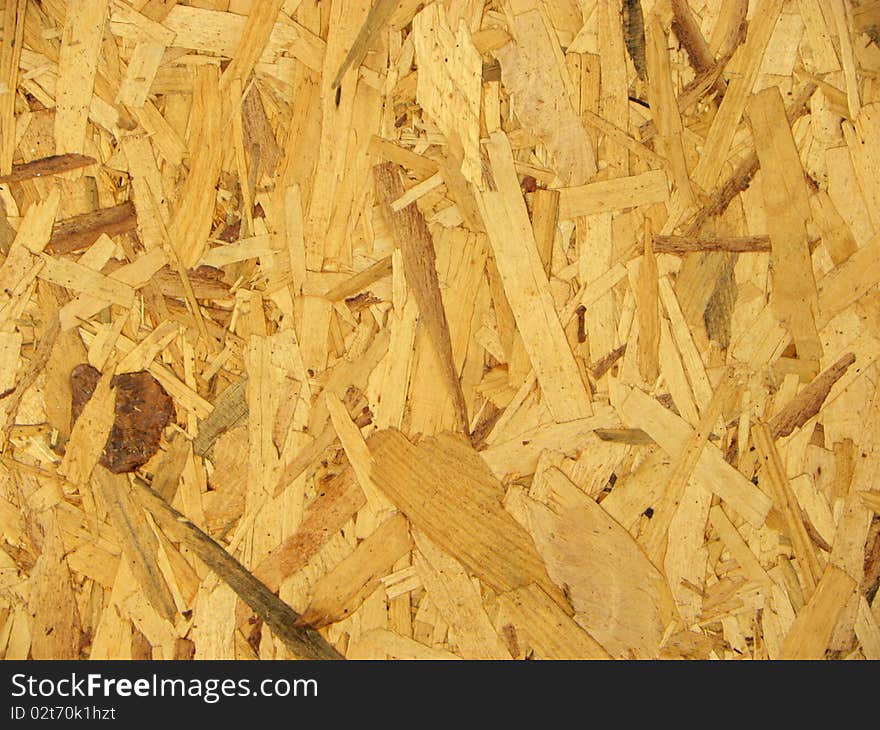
(1, 0), (878, 662)
(369, 429), (566, 607)
(373, 162), (470, 435)
(748, 86), (822, 363)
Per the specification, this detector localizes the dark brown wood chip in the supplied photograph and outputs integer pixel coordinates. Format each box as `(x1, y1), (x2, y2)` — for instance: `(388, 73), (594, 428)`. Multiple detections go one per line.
(70, 364), (175, 473)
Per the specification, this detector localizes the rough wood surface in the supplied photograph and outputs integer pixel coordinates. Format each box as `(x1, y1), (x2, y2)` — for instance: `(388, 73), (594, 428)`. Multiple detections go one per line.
(2, 0), (879, 661)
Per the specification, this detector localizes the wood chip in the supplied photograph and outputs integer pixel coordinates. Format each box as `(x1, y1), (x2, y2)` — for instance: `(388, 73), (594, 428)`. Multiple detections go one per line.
(301, 513), (411, 628)
(55, 0), (109, 154)
(374, 162), (469, 434)
(0, 154), (96, 184)
(748, 86), (822, 363)
(558, 170), (669, 220)
(475, 132), (592, 422)
(496, 584), (610, 660)
(47, 202), (138, 255)
(92, 467), (178, 622)
(0, 0), (27, 175)
(780, 565), (856, 658)
(526, 468), (675, 658)
(27, 516), (82, 659)
(611, 379), (772, 526)
(71, 364), (175, 474)
(369, 429), (565, 607)
(691, 0), (784, 192)
(496, 8), (596, 185)
(412, 530), (511, 660)
(130, 477), (342, 660)
(413, 5), (482, 186)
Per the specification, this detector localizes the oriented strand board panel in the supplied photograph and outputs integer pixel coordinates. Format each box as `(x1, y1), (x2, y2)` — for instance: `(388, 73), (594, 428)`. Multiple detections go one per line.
(1, 1), (878, 663)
